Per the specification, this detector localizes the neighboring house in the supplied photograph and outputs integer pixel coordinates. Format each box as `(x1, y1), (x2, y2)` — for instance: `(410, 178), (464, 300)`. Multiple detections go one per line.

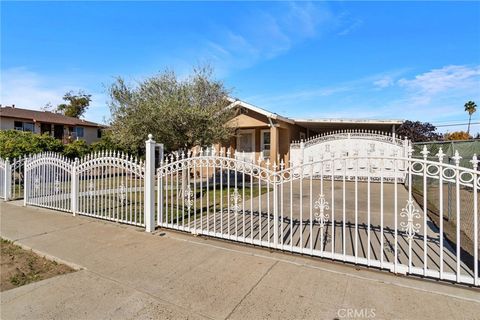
(0, 105), (106, 145)
(221, 98), (404, 166)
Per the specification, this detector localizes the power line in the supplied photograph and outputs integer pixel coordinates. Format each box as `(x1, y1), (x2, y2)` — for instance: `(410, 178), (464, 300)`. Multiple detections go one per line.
(435, 122), (480, 128)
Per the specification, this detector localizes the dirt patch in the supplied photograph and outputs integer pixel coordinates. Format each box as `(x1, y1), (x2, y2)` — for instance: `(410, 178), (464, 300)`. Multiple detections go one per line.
(1, 238), (74, 292)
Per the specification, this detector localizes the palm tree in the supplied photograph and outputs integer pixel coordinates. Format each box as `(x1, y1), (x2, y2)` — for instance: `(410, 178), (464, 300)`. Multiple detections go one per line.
(464, 100), (477, 135)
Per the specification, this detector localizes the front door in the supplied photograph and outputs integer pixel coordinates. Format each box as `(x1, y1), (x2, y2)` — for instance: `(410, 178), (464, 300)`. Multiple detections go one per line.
(236, 130), (255, 162)
(53, 125), (64, 139)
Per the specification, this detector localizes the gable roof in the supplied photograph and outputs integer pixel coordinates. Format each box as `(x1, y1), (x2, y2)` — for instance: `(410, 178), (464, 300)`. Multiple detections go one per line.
(227, 97), (403, 127)
(227, 98), (296, 124)
(0, 106), (105, 128)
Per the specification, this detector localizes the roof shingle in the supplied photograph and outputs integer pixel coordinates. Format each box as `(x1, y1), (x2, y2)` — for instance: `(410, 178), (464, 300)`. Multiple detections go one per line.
(0, 106), (105, 127)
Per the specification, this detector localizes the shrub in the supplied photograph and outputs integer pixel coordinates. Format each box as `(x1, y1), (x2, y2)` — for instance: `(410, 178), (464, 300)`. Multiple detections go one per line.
(63, 140), (91, 159)
(444, 131), (472, 141)
(0, 130), (64, 159)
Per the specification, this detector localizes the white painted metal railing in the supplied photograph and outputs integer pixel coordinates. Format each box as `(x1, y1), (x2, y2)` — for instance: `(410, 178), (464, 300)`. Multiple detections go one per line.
(0, 157), (26, 200)
(0, 158), (6, 199)
(23, 150), (146, 227)
(76, 151), (145, 227)
(24, 153), (73, 212)
(290, 130), (410, 182)
(17, 135), (479, 286)
(156, 146), (479, 286)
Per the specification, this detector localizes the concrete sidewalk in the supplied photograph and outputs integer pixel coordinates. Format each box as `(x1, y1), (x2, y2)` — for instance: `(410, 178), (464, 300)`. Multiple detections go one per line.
(1, 202), (479, 320)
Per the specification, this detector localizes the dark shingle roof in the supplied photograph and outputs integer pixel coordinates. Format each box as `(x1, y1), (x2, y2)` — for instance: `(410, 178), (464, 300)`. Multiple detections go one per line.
(0, 106), (105, 128)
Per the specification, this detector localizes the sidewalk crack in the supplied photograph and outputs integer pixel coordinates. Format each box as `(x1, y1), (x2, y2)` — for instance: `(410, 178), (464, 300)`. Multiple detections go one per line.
(224, 260), (279, 320)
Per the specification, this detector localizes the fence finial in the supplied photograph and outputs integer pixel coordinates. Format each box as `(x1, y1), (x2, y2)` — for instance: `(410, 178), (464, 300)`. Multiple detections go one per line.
(470, 154), (478, 170)
(436, 147), (445, 162)
(452, 150), (462, 166)
(420, 145), (429, 160)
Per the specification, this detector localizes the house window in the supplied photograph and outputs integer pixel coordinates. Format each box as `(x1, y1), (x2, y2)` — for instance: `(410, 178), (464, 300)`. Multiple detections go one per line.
(97, 129), (102, 138)
(14, 121), (35, 132)
(14, 121), (23, 131)
(261, 130), (271, 158)
(75, 127), (84, 138)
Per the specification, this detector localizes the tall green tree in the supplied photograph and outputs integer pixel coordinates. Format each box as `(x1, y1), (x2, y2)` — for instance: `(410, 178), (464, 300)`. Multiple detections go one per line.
(108, 66), (235, 155)
(464, 100), (477, 135)
(56, 91), (92, 118)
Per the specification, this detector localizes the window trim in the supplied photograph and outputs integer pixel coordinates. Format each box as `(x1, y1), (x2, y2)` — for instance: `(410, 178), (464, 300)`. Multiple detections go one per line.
(260, 129), (271, 159)
(75, 126), (85, 138)
(236, 129), (255, 154)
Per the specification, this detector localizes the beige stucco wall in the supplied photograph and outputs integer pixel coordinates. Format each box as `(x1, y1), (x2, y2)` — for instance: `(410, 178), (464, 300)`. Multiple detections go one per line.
(0, 117), (15, 130)
(0, 116), (101, 145)
(223, 109), (309, 167)
(81, 126), (101, 144)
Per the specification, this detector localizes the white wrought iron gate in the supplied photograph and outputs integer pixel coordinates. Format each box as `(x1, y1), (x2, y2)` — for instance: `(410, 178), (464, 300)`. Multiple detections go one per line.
(24, 151), (145, 227)
(290, 130), (410, 181)
(24, 153), (73, 211)
(156, 147), (479, 286)
(16, 135), (479, 286)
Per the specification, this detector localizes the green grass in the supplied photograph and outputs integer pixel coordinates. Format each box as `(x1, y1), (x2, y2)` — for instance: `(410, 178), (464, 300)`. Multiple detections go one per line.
(159, 185), (269, 224)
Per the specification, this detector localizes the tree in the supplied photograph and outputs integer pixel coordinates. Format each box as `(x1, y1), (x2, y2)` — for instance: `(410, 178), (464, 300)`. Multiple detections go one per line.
(108, 66), (235, 155)
(90, 130), (125, 153)
(56, 91), (92, 118)
(444, 131), (471, 141)
(396, 120), (442, 142)
(464, 100), (477, 134)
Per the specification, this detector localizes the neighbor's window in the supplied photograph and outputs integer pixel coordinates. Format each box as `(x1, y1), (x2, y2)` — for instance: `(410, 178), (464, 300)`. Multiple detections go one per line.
(14, 121), (23, 131)
(23, 122), (35, 132)
(75, 127), (84, 138)
(261, 130), (271, 158)
(14, 121), (34, 132)
(97, 129), (102, 138)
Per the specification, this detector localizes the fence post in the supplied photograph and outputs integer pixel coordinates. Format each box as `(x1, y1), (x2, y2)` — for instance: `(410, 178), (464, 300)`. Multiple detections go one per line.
(4, 158), (11, 200)
(145, 134), (156, 232)
(273, 167), (279, 248)
(23, 157), (28, 206)
(71, 158), (79, 216)
(300, 140), (305, 165)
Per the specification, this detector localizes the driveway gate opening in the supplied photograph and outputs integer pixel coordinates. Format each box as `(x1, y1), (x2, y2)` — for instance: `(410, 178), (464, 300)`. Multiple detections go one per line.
(156, 147), (479, 286)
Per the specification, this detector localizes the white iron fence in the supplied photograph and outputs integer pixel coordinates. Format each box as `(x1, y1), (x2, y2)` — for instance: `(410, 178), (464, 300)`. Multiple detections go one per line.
(0, 158), (6, 199)
(156, 145), (479, 286)
(11, 135), (480, 286)
(23, 151), (146, 227)
(290, 130), (410, 181)
(0, 157), (27, 200)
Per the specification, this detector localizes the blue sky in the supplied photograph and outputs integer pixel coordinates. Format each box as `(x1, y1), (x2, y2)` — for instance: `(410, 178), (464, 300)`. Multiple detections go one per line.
(1, 1), (480, 133)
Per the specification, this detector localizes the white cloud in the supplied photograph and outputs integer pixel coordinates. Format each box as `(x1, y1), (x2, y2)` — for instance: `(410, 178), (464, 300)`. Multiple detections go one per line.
(397, 65), (480, 104)
(337, 19), (363, 36)
(373, 76), (394, 88)
(200, 2), (337, 75)
(0, 67), (109, 123)
(0, 67), (70, 108)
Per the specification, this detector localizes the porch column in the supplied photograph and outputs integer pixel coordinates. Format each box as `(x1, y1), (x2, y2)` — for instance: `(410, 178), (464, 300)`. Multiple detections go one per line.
(270, 125), (279, 167)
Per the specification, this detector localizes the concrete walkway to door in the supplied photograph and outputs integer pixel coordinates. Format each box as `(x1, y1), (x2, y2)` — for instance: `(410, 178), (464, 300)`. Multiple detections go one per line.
(1, 201), (479, 320)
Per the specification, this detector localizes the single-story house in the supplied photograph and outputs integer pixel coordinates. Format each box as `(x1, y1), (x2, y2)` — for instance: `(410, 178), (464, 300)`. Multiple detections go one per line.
(221, 98), (404, 166)
(0, 105), (106, 145)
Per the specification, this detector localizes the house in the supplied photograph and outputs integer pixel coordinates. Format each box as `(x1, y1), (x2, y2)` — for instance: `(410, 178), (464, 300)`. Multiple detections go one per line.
(0, 105), (106, 145)
(222, 98), (404, 166)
